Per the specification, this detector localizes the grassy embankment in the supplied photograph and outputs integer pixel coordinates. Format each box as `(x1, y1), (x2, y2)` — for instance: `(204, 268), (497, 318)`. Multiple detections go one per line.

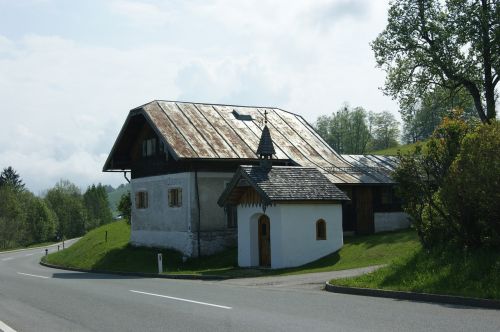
(43, 221), (418, 278)
(330, 246), (500, 300)
(370, 142), (424, 156)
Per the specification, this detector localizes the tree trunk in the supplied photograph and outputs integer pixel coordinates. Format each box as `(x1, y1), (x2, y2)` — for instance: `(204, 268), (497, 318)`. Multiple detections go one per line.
(481, 0), (496, 122)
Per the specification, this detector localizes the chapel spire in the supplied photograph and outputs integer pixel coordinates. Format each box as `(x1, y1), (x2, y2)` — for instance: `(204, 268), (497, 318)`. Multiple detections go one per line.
(256, 110), (275, 169)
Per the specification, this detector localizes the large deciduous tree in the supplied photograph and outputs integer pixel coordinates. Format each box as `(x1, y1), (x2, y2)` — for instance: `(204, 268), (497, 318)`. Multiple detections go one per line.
(373, 0), (499, 123)
(369, 111), (401, 150)
(45, 180), (88, 239)
(315, 105), (372, 154)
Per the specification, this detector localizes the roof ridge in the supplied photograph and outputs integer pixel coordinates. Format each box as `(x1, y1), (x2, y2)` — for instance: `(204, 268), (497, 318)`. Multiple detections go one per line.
(150, 99), (284, 111)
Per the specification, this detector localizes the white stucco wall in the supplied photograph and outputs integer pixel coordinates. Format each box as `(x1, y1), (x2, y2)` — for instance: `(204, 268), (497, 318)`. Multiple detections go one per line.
(130, 173), (193, 254)
(130, 171), (237, 257)
(238, 203), (343, 269)
(374, 212), (411, 233)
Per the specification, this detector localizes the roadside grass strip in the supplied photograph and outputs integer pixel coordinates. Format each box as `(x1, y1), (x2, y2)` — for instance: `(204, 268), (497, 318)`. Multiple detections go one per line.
(130, 290), (232, 310)
(44, 221), (419, 278)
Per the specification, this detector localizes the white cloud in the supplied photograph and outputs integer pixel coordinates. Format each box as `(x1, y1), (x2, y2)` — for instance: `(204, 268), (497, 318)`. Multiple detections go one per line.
(0, 1), (398, 193)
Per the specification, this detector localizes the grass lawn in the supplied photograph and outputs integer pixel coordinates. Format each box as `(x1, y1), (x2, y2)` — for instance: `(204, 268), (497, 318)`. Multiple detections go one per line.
(330, 246), (500, 300)
(370, 142), (425, 156)
(43, 221), (419, 278)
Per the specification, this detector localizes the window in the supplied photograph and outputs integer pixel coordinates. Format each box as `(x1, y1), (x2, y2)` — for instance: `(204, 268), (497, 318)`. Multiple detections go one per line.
(381, 187), (392, 205)
(316, 219), (326, 240)
(226, 205), (238, 228)
(135, 191), (148, 209)
(142, 138), (157, 157)
(168, 188), (182, 207)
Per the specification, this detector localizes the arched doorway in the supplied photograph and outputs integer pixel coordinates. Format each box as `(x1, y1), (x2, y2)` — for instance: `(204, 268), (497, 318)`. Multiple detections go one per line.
(258, 215), (271, 267)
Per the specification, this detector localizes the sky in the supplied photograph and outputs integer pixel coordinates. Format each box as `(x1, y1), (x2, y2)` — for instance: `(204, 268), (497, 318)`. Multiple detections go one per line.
(0, 0), (398, 194)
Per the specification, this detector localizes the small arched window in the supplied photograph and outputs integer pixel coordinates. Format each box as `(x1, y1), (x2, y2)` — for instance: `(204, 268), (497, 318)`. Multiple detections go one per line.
(316, 219), (326, 240)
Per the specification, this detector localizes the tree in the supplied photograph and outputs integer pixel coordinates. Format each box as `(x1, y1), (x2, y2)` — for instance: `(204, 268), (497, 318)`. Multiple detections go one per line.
(24, 194), (57, 244)
(440, 120), (500, 247)
(369, 111), (400, 151)
(45, 180), (88, 239)
(0, 185), (26, 248)
(401, 87), (477, 143)
(315, 105), (371, 154)
(83, 184), (113, 230)
(0, 166), (25, 191)
(372, 0), (499, 123)
(117, 192), (131, 224)
(393, 112), (500, 248)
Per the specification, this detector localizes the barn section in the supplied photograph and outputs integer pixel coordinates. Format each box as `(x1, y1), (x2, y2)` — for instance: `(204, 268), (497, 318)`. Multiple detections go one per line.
(218, 165), (349, 268)
(103, 100), (408, 257)
(338, 155), (409, 234)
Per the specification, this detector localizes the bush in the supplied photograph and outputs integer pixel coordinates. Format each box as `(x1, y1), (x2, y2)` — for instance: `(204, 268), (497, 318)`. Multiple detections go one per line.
(441, 121), (500, 247)
(395, 114), (500, 249)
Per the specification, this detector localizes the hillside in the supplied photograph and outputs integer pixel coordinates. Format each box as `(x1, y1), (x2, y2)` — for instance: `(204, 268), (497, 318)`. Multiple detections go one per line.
(107, 183), (130, 216)
(369, 141), (425, 156)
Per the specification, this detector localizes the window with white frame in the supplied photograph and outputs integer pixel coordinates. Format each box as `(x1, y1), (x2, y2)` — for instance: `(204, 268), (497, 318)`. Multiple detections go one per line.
(168, 188), (182, 207)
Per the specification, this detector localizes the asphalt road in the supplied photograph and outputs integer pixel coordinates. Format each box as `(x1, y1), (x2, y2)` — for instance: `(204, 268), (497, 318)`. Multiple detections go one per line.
(1, 244), (499, 332)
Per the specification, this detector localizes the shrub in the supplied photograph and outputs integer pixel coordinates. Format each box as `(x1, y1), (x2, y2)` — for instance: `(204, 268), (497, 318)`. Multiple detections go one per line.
(441, 121), (500, 247)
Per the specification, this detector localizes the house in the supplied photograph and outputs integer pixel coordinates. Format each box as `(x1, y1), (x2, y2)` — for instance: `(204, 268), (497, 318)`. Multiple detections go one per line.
(103, 100), (409, 260)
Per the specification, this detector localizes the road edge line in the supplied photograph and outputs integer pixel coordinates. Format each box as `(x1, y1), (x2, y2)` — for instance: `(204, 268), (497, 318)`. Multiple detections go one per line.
(130, 290), (232, 309)
(324, 282), (500, 310)
(0, 319), (17, 332)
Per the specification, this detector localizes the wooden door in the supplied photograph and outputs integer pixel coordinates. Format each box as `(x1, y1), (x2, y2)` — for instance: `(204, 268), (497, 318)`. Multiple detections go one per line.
(258, 215), (271, 267)
(356, 187), (374, 234)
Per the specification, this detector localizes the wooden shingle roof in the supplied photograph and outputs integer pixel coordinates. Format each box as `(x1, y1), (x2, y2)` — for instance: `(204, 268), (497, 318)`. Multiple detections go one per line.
(218, 165), (349, 207)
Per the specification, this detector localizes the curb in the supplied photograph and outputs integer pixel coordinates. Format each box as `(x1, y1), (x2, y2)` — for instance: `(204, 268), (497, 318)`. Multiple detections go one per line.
(325, 282), (500, 310)
(39, 261), (227, 281)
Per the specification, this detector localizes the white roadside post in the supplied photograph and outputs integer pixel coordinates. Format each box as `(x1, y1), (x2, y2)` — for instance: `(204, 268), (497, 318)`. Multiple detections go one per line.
(157, 253), (163, 274)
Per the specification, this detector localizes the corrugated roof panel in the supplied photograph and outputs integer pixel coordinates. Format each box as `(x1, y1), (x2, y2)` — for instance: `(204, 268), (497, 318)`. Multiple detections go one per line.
(214, 105), (262, 158)
(160, 102), (219, 158)
(340, 154), (395, 183)
(179, 103), (240, 159)
(265, 109), (367, 183)
(370, 155), (398, 170)
(195, 104), (256, 159)
(143, 102), (198, 158)
(235, 111), (289, 160)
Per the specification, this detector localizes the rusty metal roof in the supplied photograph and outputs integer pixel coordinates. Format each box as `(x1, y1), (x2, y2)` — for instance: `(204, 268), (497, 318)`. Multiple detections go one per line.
(104, 100), (396, 184)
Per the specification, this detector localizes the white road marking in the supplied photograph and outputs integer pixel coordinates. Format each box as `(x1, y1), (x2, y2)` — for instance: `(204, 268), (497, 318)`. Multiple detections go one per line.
(16, 272), (50, 279)
(0, 319), (17, 332)
(25, 253), (34, 256)
(130, 290), (232, 310)
(2, 257), (14, 261)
